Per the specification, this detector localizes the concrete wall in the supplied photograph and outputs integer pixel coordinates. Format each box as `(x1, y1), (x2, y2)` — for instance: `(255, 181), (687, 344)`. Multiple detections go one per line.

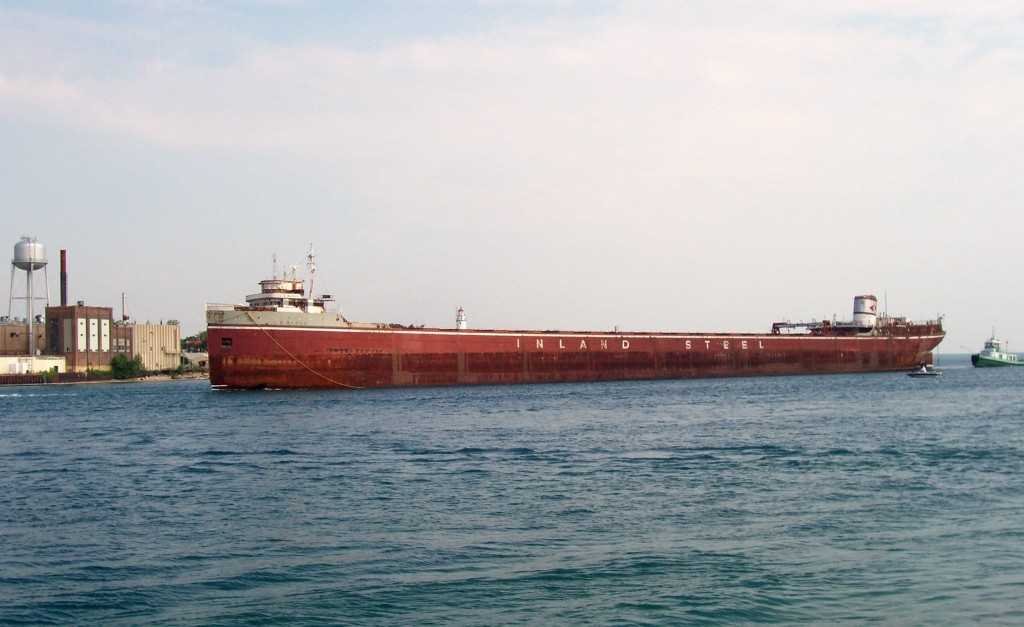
(0, 355), (66, 374)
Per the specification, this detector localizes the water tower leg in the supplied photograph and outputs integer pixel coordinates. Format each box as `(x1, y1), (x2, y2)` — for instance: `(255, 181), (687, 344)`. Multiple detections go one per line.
(7, 265), (14, 318)
(28, 266), (35, 356)
(43, 264), (51, 307)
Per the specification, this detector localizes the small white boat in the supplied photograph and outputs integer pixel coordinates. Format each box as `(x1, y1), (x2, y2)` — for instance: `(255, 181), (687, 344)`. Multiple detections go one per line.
(907, 363), (941, 378)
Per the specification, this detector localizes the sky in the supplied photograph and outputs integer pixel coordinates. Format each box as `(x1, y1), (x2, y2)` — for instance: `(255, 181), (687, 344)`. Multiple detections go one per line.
(2, 0), (1022, 353)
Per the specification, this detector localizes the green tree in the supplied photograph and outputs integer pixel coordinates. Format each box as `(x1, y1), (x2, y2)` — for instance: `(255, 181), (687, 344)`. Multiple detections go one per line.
(111, 354), (144, 379)
(182, 330), (207, 351)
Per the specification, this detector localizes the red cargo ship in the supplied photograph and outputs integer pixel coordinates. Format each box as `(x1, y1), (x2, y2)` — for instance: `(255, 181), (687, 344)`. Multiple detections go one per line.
(206, 255), (945, 390)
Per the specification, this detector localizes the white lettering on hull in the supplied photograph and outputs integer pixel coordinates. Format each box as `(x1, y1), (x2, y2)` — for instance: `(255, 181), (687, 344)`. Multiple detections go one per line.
(513, 336), (770, 351)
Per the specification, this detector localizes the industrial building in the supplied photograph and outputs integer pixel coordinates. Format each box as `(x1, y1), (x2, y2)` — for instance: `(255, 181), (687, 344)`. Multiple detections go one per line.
(2, 237), (182, 377)
(43, 303), (130, 372)
(131, 323), (181, 372)
(0, 317), (42, 356)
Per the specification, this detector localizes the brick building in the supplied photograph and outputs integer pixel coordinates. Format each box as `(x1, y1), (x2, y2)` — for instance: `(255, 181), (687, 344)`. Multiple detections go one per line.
(45, 304), (130, 372)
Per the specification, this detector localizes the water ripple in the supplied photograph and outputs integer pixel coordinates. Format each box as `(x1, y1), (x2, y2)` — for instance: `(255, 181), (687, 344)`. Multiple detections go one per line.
(1, 365), (1023, 624)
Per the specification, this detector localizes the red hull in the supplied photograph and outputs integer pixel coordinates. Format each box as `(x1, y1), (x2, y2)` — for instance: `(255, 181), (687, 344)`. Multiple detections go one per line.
(207, 324), (945, 390)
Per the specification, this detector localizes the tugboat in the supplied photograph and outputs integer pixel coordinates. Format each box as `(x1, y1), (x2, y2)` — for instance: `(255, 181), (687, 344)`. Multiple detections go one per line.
(971, 334), (1023, 367)
(907, 362), (941, 378)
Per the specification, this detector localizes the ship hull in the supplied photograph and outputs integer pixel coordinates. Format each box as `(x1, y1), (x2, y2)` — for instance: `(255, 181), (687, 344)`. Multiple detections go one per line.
(207, 309), (945, 390)
(971, 354), (1024, 367)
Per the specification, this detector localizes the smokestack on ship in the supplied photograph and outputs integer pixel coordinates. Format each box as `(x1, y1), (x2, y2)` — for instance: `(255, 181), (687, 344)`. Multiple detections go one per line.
(852, 295), (878, 329)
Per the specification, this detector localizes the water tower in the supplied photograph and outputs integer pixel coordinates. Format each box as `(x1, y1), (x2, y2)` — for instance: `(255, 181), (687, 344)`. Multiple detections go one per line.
(9, 236), (51, 356)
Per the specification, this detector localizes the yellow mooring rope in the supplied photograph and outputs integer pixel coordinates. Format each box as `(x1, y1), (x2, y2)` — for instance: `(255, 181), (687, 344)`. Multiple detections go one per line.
(245, 311), (365, 389)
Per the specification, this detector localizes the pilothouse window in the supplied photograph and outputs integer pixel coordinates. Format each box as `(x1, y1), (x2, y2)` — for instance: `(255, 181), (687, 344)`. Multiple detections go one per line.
(222, 337), (233, 348)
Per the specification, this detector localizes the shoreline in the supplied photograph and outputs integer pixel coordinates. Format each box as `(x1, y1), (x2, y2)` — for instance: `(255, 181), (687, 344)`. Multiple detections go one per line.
(0, 372), (209, 387)
(138, 373), (209, 382)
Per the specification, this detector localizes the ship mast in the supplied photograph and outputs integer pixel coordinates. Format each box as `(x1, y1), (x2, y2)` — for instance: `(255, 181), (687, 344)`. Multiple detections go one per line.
(306, 243), (316, 299)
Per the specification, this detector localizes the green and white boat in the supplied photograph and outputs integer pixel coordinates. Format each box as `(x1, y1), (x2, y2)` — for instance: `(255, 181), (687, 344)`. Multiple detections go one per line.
(971, 335), (1023, 367)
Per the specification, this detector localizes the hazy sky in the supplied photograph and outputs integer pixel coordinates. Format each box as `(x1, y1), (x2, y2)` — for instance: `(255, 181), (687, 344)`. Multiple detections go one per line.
(2, 1), (1022, 353)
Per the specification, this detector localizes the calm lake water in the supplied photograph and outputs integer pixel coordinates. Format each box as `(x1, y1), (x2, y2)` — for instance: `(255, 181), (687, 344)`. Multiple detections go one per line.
(2, 354), (1022, 625)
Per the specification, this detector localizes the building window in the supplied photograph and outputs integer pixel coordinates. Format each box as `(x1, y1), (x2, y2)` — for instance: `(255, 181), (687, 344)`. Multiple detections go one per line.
(222, 338), (233, 348)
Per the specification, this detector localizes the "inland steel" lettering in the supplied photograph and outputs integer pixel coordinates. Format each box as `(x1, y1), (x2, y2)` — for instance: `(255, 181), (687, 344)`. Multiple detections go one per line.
(515, 338), (766, 351)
